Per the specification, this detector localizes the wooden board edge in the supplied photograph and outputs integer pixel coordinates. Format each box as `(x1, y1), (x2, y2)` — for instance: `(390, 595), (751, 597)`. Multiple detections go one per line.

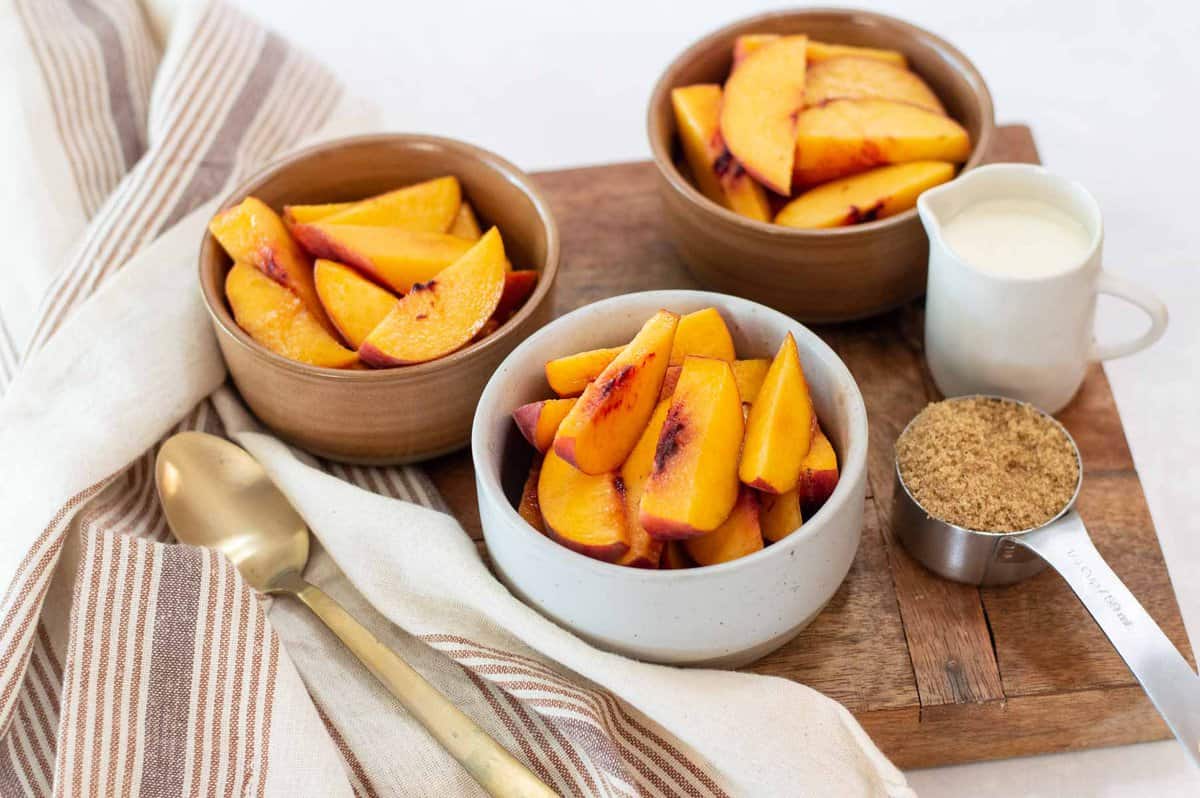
(856, 683), (1171, 770)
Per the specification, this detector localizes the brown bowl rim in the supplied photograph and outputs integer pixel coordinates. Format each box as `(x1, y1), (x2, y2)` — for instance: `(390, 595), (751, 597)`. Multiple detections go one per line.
(198, 133), (561, 382)
(646, 7), (996, 239)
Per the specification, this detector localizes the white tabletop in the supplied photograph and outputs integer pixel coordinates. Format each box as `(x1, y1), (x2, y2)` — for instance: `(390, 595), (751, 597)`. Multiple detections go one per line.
(237, 0), (1200, 793)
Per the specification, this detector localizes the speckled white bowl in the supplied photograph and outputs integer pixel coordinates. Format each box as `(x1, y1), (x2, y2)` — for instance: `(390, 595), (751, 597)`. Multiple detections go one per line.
(471, 291), (867, 666)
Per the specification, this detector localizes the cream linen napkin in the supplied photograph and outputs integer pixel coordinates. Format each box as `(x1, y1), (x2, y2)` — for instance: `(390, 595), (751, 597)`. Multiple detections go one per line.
(0, 1), (914, 795)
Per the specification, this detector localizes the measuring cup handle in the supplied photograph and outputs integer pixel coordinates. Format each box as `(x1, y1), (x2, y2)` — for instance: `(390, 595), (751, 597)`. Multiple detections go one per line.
(1015, 510), (1200, 767)
(1090, 269), (1168, 361)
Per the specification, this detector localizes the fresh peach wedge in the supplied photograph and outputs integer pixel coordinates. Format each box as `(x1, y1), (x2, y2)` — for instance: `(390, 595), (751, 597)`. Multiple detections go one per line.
(669, 307), (735, 365)
(319, 176), (461, 232)
(494, 270), (539, 319)
(800, 424), (840, 515)
(732, 34), (906, 68)
(731, 33), (780, 67)
(289, 223), (473, 294)
(670, 84), (771, 222)
(640, 356), (744, 539)
(225, 263), (357, 368)
(553, 310), (679, 474)
(720, 35), (809, 195)
(545, 346), (625, 397)
(760, 489), (803, 543)
(449, 201), (482, 240)
(518, 458), (545, 533)
(283, 200), (353, 226)
(358, 228), (506, 366)
(808, 40), (907, 67)
(538, 450), (629, 561)
(660, 541), (696, 570)
(776, 161), (956, 229)
(313, 259), (400, 349)
(732, 358), (770, 403)
(739, 333), (815, 494)
(806, 57), (945, 114)
(685, 487), (764, 566)
(660, 358), (768, 403)
(209, 197), (335, 335)
(513, 398), (577, 453)
(793, 99), (970, 186)
(616, 399), (672, 568)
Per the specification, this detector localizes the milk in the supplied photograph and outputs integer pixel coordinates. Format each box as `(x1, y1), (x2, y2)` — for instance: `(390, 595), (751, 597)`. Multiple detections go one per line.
(941, 197), (1093, 278)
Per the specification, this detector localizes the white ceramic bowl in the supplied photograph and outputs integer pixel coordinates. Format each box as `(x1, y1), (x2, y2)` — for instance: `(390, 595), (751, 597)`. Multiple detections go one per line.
(471, 291), (868, 667)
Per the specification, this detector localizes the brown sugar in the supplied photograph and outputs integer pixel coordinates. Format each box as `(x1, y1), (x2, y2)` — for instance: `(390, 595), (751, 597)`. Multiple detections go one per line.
(896, 397), (1079, 533)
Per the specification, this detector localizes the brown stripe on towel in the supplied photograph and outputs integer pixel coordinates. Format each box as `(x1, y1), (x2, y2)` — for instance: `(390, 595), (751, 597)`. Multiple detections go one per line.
(137, 544), (201, 798)
(66, 0), (146, 170)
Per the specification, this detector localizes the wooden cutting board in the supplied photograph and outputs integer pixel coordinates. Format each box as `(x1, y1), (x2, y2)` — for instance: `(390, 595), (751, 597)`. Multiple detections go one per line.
(425, 125), (1194, 769)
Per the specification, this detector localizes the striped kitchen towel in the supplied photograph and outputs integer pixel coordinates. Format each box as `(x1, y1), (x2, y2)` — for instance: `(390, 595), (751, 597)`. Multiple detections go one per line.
(0, 1), (913, 796)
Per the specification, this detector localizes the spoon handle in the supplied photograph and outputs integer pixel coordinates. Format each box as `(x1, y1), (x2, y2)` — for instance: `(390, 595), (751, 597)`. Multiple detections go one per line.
(281, 575), (558, 797)
(1017, 511), (1200, 768)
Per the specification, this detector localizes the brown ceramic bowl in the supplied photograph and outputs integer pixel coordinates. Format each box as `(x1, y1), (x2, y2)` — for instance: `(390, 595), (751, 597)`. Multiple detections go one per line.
(647, 9), (994, 322)
(199, 134), (560, 464)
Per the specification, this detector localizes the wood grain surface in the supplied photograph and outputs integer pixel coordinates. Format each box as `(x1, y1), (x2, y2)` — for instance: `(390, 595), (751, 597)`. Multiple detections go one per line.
(425, 126), (1194, 769)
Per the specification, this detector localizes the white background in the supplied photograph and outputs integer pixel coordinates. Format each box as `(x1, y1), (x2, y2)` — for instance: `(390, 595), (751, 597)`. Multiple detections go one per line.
(233, 0), (1199, 794)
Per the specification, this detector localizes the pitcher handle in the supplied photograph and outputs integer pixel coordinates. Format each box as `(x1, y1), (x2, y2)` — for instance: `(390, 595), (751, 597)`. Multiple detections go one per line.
(1090, 270), (1168, 361)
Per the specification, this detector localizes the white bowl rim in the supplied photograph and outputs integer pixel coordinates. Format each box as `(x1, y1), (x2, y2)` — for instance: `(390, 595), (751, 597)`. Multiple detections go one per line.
(470, 289), (869, 581)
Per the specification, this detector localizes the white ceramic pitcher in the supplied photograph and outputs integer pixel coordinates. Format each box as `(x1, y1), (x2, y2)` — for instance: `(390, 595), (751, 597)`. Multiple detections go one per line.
(917, 164), (1167, 413)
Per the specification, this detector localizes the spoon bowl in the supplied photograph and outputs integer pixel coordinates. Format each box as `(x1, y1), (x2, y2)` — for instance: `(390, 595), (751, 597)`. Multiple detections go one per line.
(156, 431), (309, 592)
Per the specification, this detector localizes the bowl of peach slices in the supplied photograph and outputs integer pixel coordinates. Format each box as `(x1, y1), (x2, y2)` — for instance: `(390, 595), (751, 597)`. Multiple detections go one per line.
(199, 134), (559, 463)
(648, 9), (994, 322)
(472, 290), (867, 666)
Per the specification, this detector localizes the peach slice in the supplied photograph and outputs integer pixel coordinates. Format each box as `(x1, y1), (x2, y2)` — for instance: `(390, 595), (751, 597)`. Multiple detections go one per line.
(660, 541), (696, 570)
(806, 57), (945, 114)
(760, 489), (803, 543)
(545, 346), (625, 397)
(283, 201), (353, 226)
(225, 263), (357, 368)
(739, 333), (815, 494)
(518, 459), (545, 533)
(669, 307), (735, 365)
(358, 228), (506, 366)
(732, 358), (771, 403)
(731, 33), (781, 67)
(670, 84), (771, 222)
(660, 358), (768, 403)
(313, 259), (400, 349)
(720, 35), (809, 195)
(616, 399), (672, 569)
(800, 424), (840, 515)
(553, 310), (679, 474)
(808, 40), (907, 67)
(538, 450), (629, 561)
(209, 197), (335, 335)
(733, 34), (906, 68)
(449, 201), (483, 240)
(776, 161), (956, 229)
(793, 99), (971, 186)
(289, 223), (473, 294)
(685, 487), (763, 566)
(640, 356), (744, 539)
(513, 398), (577, 453)
(494, 270), (539, 320)
(320, 176), (461, 232)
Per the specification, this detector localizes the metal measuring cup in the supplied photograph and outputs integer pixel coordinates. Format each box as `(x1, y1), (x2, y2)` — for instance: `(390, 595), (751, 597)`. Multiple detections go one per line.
(892, 396), (1200, 767)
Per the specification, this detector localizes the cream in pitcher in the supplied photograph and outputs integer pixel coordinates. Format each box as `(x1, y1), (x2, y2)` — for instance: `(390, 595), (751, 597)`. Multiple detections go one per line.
(917, 164), (1167, 413)
(941, 197), (1092, 279)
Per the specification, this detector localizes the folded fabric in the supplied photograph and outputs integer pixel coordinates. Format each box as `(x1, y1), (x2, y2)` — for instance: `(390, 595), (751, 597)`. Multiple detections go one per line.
(0, 1), (912, 795)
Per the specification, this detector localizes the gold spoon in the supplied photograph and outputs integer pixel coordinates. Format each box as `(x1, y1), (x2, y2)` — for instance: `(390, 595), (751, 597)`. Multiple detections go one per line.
(155, 431), (557, 798)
